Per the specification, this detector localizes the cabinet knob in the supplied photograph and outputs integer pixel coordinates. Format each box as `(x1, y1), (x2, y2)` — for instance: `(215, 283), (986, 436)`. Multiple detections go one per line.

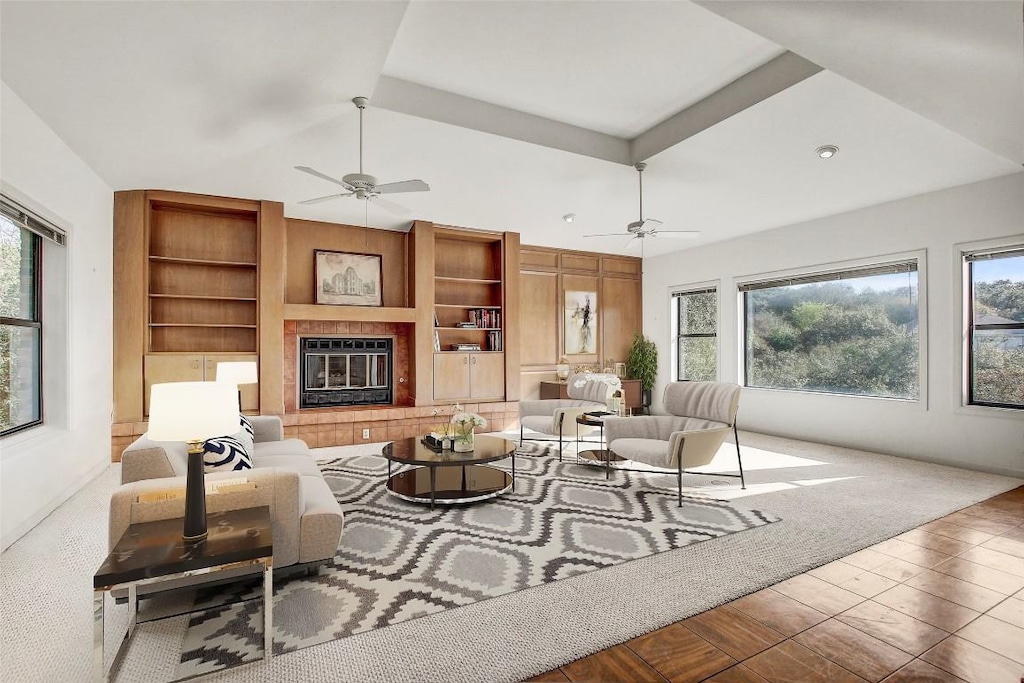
(471, 356), (476, 365)
(463, 356), (468, 365)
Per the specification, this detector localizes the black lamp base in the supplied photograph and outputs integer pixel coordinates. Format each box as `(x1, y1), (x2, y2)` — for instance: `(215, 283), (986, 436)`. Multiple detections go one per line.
(183, 444), (208, 542)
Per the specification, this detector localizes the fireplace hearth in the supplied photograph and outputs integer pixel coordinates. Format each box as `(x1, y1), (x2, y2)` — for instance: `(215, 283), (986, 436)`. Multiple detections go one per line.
(299, 337), (393, 408)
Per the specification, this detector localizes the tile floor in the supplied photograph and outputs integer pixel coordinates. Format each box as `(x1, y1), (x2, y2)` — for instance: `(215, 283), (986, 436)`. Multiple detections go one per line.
(528, 486), (1024, 683)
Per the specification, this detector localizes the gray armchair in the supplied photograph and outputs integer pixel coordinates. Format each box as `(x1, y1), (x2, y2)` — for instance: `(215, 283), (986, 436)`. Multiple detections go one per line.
(604, 381), (744, 505)
(518, 373), (621, 460)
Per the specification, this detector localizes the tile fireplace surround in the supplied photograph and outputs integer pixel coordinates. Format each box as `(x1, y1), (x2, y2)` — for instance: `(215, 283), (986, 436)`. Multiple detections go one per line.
(109, 320), (520, 460)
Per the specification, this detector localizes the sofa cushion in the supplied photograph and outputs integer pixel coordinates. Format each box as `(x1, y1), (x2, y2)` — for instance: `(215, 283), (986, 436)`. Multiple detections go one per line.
(251, 453), (321, 476)
(521, 415), (555, 434)
(253, 438), (312, 458)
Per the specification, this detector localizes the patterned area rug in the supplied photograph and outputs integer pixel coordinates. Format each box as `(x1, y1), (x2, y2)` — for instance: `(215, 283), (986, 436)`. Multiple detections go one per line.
(174, 442), (778, 678)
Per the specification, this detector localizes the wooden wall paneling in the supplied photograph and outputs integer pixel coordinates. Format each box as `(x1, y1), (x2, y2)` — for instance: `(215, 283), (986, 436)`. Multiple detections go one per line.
(601, 276), (643, 366)
(284, 218), (407, 307)
(521, 371), (559, 401)
(519, 271), (559, 367)
(502, 230), (521, 400)
(409, 221), (435, 405)
(601, 256), (642, 277)
(259, 201), (285, 415)
(560, 253), (600, 273)
(112, 190), (147, 422)
(520, 247), (559, 270)
(561, 273), (601, 364)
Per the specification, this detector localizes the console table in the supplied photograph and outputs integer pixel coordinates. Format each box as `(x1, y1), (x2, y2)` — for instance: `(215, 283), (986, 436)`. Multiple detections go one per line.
(93, 506), (274, 682)
(540, 379), (642, 412)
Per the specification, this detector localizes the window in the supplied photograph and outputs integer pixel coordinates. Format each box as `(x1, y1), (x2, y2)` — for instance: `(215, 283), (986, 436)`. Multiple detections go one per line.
(672, 288), (717, 381)
(742, 260), (920, 399)
(1, 195), (64, 436)
(966, 247), (1024, 409)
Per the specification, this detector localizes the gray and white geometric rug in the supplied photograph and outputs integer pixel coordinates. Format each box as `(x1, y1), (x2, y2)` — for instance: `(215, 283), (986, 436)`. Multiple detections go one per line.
(175, 442), (777, 678)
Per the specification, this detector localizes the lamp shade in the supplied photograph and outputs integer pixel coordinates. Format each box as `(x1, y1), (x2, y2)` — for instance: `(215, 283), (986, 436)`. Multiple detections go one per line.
(215, 361), (258, 386)
(147, 381), (240, 442)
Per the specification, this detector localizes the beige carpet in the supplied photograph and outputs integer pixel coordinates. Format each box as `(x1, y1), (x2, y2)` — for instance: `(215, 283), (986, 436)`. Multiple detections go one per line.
(0, 430), (1019, 683)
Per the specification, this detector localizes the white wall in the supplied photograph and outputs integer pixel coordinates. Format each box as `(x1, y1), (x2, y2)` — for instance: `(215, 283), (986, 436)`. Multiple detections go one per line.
(1, 82), (114, 550)
(644, 173), (1024, 477)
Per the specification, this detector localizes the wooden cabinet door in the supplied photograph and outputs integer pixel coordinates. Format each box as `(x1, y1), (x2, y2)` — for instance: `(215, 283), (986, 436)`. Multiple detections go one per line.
(143, 354), (204, 415)
(205, 354), (259, 412)
(470, 353), (505, 400)
(433, 353), (471, 401)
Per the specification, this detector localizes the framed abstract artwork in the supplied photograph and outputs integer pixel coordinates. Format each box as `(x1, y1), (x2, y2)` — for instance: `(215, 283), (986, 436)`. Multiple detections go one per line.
(314, 250), (382, 306)
(564, 290), (597, 355)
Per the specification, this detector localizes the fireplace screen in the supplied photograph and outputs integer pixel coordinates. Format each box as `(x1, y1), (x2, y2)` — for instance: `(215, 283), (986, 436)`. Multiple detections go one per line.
(299, 337), (392, 408)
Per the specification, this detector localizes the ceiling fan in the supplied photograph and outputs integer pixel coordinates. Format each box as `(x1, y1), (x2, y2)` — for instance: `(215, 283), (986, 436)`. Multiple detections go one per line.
(584, 162), (699, 252)
(295, 96), (430, 215)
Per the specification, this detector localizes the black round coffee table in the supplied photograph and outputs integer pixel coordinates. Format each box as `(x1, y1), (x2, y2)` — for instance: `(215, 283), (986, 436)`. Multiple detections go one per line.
(382, 435), (517, 510)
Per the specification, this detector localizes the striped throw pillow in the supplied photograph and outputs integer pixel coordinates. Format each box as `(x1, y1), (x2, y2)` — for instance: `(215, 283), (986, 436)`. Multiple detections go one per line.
(203, 435), (253, 472)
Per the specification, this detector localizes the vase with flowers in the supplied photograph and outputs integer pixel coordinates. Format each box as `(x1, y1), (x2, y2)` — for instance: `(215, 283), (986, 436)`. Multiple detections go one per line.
(451, 407), (487, 452)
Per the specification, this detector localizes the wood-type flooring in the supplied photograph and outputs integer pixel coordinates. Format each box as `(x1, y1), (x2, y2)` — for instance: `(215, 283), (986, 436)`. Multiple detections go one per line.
(528, 486), (1024, 683)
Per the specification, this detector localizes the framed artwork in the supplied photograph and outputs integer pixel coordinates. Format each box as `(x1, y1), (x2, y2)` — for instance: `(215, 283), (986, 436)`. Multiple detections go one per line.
(314, 250), (382, 306)
(564, 290), (597, 355)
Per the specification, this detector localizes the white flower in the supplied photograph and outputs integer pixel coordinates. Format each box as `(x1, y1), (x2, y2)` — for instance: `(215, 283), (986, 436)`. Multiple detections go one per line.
(450, 411), (487, 430)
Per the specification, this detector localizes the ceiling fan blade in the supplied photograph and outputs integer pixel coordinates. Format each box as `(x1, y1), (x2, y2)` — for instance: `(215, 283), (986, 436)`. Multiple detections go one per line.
(370, 196), (411, 215)
(652, 230), (701, 238)
(298, 192), (354, 205)
(582, 232), (627, 238)
(376, 179), (430, 194)
(294, 165), (355, 190)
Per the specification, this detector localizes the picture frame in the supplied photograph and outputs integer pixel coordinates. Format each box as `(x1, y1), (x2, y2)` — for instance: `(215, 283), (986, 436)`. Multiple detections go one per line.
(564, 290), (598, 355)
(314, 250), (383, 306)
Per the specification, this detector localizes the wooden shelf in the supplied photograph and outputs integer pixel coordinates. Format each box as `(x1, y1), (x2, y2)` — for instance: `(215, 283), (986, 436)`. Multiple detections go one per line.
(150, 294), (258, 302)
(149, 255), (257, 268)
(435, 304), (502, 310)
(150, 323), (257, 329)
(434, 276), (501, 285)
(283, 304), (416, 323)
(437, 326), (501, 331)
(434, 350), (504, 354)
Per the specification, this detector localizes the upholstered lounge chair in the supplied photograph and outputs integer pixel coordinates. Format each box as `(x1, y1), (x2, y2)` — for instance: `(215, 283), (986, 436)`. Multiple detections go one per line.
(604, 381), (744, 505)
(518, 373), (621, 459)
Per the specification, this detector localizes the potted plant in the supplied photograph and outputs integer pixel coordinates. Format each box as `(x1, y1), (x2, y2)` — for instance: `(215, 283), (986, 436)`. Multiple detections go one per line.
(626, 332), (658, 413)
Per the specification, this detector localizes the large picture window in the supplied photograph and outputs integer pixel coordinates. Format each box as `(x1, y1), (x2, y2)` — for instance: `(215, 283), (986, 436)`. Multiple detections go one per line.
(1, 213), (42, 435)
(966, 247), (1024, 409)
(672, 288), (717, 381)
(742, 260), (920, 399)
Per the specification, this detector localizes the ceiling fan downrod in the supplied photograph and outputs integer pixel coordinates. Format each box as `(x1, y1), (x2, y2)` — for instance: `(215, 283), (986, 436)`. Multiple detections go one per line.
(635, 161), (647, 221)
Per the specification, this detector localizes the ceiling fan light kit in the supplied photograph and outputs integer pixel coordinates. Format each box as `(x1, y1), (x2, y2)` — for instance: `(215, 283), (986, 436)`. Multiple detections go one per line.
(296, 96), (430, 215)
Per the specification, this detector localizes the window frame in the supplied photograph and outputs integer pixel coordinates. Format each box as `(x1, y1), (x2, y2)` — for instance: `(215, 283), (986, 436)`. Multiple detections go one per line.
(1, 219), (43, 436)
(670, 283), (720, 382)
(736, 250), (928, 405)
(962, 242), (1024, 411)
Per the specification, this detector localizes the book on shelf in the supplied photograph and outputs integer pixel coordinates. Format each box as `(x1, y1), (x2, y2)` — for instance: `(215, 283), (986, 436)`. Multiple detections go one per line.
(467, 308), (501, 329)
(487, 330), (503, 351)
(433, 330), (440, 351)
(451, 343), (481, 351)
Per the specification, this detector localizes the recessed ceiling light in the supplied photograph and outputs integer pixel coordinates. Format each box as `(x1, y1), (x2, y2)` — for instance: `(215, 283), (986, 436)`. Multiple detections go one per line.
(562, 213), (576, 223)
(815, 145), (839, 159)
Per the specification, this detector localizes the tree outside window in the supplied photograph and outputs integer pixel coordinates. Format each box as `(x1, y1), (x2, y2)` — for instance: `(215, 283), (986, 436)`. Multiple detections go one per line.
(968, 251), (1024, 408)
(743, 263), (920, 400)
(673, 289), (717, 381)
(1, 213), (42, 435)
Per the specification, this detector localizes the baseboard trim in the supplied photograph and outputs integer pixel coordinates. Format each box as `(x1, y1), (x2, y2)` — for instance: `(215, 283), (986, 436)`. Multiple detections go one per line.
(1, 459), (110, 552)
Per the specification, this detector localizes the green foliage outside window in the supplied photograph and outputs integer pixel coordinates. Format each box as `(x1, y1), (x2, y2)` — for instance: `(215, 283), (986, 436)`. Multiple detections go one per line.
(745, 274), (920, 399)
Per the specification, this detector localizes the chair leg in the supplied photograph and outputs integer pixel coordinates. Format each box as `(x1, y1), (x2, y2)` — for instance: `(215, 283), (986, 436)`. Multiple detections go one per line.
(558, 432), (563, 462)
(677, 456), (683, 507)
(734, 423), (745, 490)
(519, 424), (524, 448)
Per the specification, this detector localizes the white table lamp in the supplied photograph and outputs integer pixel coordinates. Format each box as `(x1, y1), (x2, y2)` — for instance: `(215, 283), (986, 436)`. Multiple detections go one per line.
(216, 361), (258, 387)
(148, 381), (240, 542)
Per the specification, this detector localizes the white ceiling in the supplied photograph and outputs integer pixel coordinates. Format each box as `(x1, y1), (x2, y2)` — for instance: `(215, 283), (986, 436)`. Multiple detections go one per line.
(383, 1), (784, 138)
(1, 1), (1021, 258)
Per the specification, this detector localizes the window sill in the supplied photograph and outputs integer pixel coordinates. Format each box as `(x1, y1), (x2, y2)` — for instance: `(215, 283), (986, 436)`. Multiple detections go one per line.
(953, 404), (1024, 421)
(0, 423), (57, 453)
(741, 386), (925, 409)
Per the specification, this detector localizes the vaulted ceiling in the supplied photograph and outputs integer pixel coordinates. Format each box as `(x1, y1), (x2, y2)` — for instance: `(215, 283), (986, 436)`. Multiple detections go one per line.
(2, 1), (1021, 258)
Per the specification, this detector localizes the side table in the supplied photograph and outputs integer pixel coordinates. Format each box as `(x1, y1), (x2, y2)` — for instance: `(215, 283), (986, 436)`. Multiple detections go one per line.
(93, 506), (274, 682)
(576, 411), (629, 479)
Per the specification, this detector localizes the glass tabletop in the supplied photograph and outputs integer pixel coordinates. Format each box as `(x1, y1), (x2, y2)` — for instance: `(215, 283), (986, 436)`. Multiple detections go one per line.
(383, 435), (516, 466)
